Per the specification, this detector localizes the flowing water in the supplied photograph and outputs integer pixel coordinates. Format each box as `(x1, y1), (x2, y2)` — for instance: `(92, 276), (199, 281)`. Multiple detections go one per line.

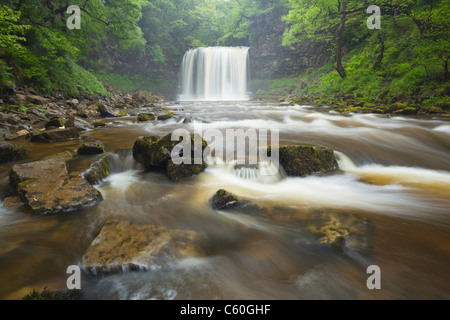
(0, 101), (450, 300)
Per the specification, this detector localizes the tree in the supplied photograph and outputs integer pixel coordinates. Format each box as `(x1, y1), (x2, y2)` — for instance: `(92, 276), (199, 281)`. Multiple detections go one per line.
(283, 0), (374, 78)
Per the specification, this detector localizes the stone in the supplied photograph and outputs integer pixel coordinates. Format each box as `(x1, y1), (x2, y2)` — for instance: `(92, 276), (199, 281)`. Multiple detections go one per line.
(82, 220), (206, 276)
(78, 139), (104, 155)
(307, 209), (371, 254)
(270, 145), (338, 177)
(30, 127), (79, 143)
(137, 113), (155, 122)
(210, 189), (262, 216)
(157, 112), (175, 121)
(9, 159), (102, 215)
(27, 95), (50, 105)
(0, 142), (28, 164)
(3, 196), (24, 209)
(42, 151), (74, 162)
(5, 130), (30, 141)
(65, 116), (93, 132)
(93, 121), (106, 128)
(96, 103), (120, 118)
(132, 134), (207, 180)
(45, 119), (65, 130)
(83, 154), (112, 185)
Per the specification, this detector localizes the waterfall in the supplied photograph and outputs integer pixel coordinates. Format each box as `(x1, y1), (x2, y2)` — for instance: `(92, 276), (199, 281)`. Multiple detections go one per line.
(179, 47), (250, 101)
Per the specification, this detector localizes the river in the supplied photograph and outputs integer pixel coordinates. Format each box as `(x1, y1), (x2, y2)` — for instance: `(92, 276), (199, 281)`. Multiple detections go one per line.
(0, 100), (449, 299)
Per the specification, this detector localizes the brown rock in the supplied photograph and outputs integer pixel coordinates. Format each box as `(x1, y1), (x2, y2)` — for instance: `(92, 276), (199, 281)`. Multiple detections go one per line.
(9, 159), (102, 215)
(82, 220), (206, 276)
(30, 127), (79, 143)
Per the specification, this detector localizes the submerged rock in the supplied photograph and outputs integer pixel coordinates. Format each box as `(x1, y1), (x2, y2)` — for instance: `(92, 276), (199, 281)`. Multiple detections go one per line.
(82, 220), (206, 276)
(210, 189), (263, 216)
(42, 151), (74, 162)
(30, 128), (79, 143)
(9, 159), (102, 215)
(83, 154), (113, 185)
(132, 134), (207, 180)
(306, 209), (372, 255)
(0, 142), (28, 164)
(270, 145), (338, 177)
(78, 139), (104, 155)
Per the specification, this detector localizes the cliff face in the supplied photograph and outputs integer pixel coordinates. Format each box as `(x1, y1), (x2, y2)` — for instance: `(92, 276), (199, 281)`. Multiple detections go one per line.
(249, 16), (328, 80)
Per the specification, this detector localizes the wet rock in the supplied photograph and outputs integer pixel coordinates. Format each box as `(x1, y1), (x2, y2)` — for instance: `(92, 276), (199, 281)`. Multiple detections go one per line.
(30, 127), (79, 143)
(137, 113), (155, 122)
(93, 121), (106, 128)
(65, 116), (93, 132)
(42, 151), (74, 162)
(5, 130), (30, 141)
(82, 220), (206, 276)
(166, 160), (206, 181)
(0, 142), (28, 164)
(157, 112), (175, 121)
(307, 209), (371, 255)
(3, 196), (24, 209)
(96, 103), (120, 118)
(9, 159), (102, 215)
(78, 139), (104, 155)
(22, 287), (83, 300)
(83, 154), (112, 185)
(271, 145), (338, 177)
(210, 189), (262, 216)
(132, 134), (207, 180)
(45, 119), (65, 130)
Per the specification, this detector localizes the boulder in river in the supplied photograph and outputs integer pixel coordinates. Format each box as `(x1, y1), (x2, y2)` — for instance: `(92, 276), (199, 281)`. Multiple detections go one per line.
(132, 134), (207, 180)
(83, 153), (113, 185)
(30, 127), (79, 143)
(137, 113), (155, 122)
(210, 189), (263, 216)
(78, 139), (104, 155)
(0, 142), (28, 164)
(45, 119), (65, 130)
(9, 159), (102, 215)
(96, 103), (120, 118)
(82, 220), (206, 276)
(270, 145), (338, 177)
(157, 112), (175, 121)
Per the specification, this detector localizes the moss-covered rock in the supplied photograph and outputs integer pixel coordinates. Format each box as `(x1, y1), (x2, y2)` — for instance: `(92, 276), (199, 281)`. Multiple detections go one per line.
(83, 154), (112, 185)
(78, 139), (104, 155)
(271, 145), (338, 177)
(0, 142), (28, 164)
(93, 121), (106, 128)
(137, 113), (155, 122)
(30, 128), (79, 143)
(22, 288), (83, 300)
(158, 112), (175, 121)
(133, 134), (207, 180)
(118, 110), (127, 117)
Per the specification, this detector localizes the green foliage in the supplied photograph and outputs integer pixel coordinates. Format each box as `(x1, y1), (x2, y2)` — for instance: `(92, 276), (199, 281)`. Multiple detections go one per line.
(93, 71), (175, 97)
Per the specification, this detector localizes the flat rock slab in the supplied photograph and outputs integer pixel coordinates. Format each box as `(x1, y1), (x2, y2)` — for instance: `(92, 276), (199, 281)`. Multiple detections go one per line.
(82, 220), (206, 276)
(30, 127), (79, 143)
(9, 159), (102, 215)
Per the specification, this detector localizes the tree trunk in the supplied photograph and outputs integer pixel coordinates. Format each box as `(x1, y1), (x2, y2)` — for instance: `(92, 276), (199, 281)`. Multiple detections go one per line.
(336, 0), (347, 79)
(373, 33), (385, 70)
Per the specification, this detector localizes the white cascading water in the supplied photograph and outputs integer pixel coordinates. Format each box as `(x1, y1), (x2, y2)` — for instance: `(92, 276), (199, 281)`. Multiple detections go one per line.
(179, 47), (250, 101)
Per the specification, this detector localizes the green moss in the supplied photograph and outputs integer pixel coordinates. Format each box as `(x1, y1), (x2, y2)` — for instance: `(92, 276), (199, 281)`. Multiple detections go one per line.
(117, 110), (127, 117)
(22, 287), (83, 300)
(137, 113), (155, 121)
(93, 121), (107, 128)
(158, 112), (175, 121)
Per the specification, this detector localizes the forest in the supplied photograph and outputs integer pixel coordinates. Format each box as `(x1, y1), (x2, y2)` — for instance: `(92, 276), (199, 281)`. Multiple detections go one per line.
(0, 0), (449, 109)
